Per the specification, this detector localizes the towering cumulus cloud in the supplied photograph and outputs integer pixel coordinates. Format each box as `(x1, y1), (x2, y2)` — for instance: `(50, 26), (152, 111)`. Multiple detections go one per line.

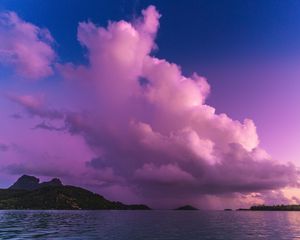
(5, 6), (299, 208)
(0, 12), (55, 79)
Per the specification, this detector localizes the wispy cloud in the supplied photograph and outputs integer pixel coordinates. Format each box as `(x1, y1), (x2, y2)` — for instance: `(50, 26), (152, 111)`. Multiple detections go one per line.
(0, 11), (55, 79)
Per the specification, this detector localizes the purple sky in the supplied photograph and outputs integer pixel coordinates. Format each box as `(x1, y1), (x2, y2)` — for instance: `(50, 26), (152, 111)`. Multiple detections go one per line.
(1, 2), (300, 209)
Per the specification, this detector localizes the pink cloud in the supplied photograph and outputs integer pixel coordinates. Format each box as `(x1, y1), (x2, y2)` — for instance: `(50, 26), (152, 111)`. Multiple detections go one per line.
(8, 94), (63, 120)
(0, 11), (55, 79)
(55, 6), (299, 206)
(6, 6), (300, 208)
(135, 163), (196, 184)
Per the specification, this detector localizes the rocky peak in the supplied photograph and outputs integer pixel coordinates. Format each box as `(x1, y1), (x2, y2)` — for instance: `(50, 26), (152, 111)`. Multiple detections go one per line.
(9, 175), (63, 190)
(40, 178), (63, 188)
(9, 175), (40, 190)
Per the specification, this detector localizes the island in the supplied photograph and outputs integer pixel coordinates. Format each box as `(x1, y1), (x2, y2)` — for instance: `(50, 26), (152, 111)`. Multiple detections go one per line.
(174, 205), (198, 210)
(249, 205), (300, 211)
(0, 175), (151, 210)
(224, 208), (233, 211)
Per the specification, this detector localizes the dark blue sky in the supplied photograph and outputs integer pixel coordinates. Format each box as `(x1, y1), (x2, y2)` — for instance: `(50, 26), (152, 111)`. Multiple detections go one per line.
(1, 0), (300, 162)
(2, 0), (300, 66)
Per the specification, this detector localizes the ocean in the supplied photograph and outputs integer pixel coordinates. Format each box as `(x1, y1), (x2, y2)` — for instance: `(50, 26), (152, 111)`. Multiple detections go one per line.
(1, 210), (300, 239)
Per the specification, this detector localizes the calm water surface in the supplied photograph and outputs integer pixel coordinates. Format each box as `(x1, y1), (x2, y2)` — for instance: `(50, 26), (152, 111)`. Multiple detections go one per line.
(1, 210), (300, 239)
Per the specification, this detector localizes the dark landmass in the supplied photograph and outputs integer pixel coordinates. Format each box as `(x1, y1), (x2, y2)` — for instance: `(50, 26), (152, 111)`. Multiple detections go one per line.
(224, 208), (232, 211)
(236, 205), (300, 211)
(0, 175), (150, 210)
(9, 175), (63, 190)
(249, 205), (300, 211)
(174, 205), (198, 210)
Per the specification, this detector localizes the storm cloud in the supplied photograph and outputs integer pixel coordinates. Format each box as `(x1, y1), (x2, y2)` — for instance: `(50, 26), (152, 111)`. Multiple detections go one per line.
(3, 6), (299, 208)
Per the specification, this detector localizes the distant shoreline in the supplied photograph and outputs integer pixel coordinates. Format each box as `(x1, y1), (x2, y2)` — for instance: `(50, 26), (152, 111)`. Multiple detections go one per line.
(238, 205), (300, 211)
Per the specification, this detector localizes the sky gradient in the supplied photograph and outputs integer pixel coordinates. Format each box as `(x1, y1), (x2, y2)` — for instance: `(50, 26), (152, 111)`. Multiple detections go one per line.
(1, 0), (300, 209)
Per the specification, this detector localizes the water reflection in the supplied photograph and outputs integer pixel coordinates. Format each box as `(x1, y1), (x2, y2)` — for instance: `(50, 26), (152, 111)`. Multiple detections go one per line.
(1, 210), (300, 239)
